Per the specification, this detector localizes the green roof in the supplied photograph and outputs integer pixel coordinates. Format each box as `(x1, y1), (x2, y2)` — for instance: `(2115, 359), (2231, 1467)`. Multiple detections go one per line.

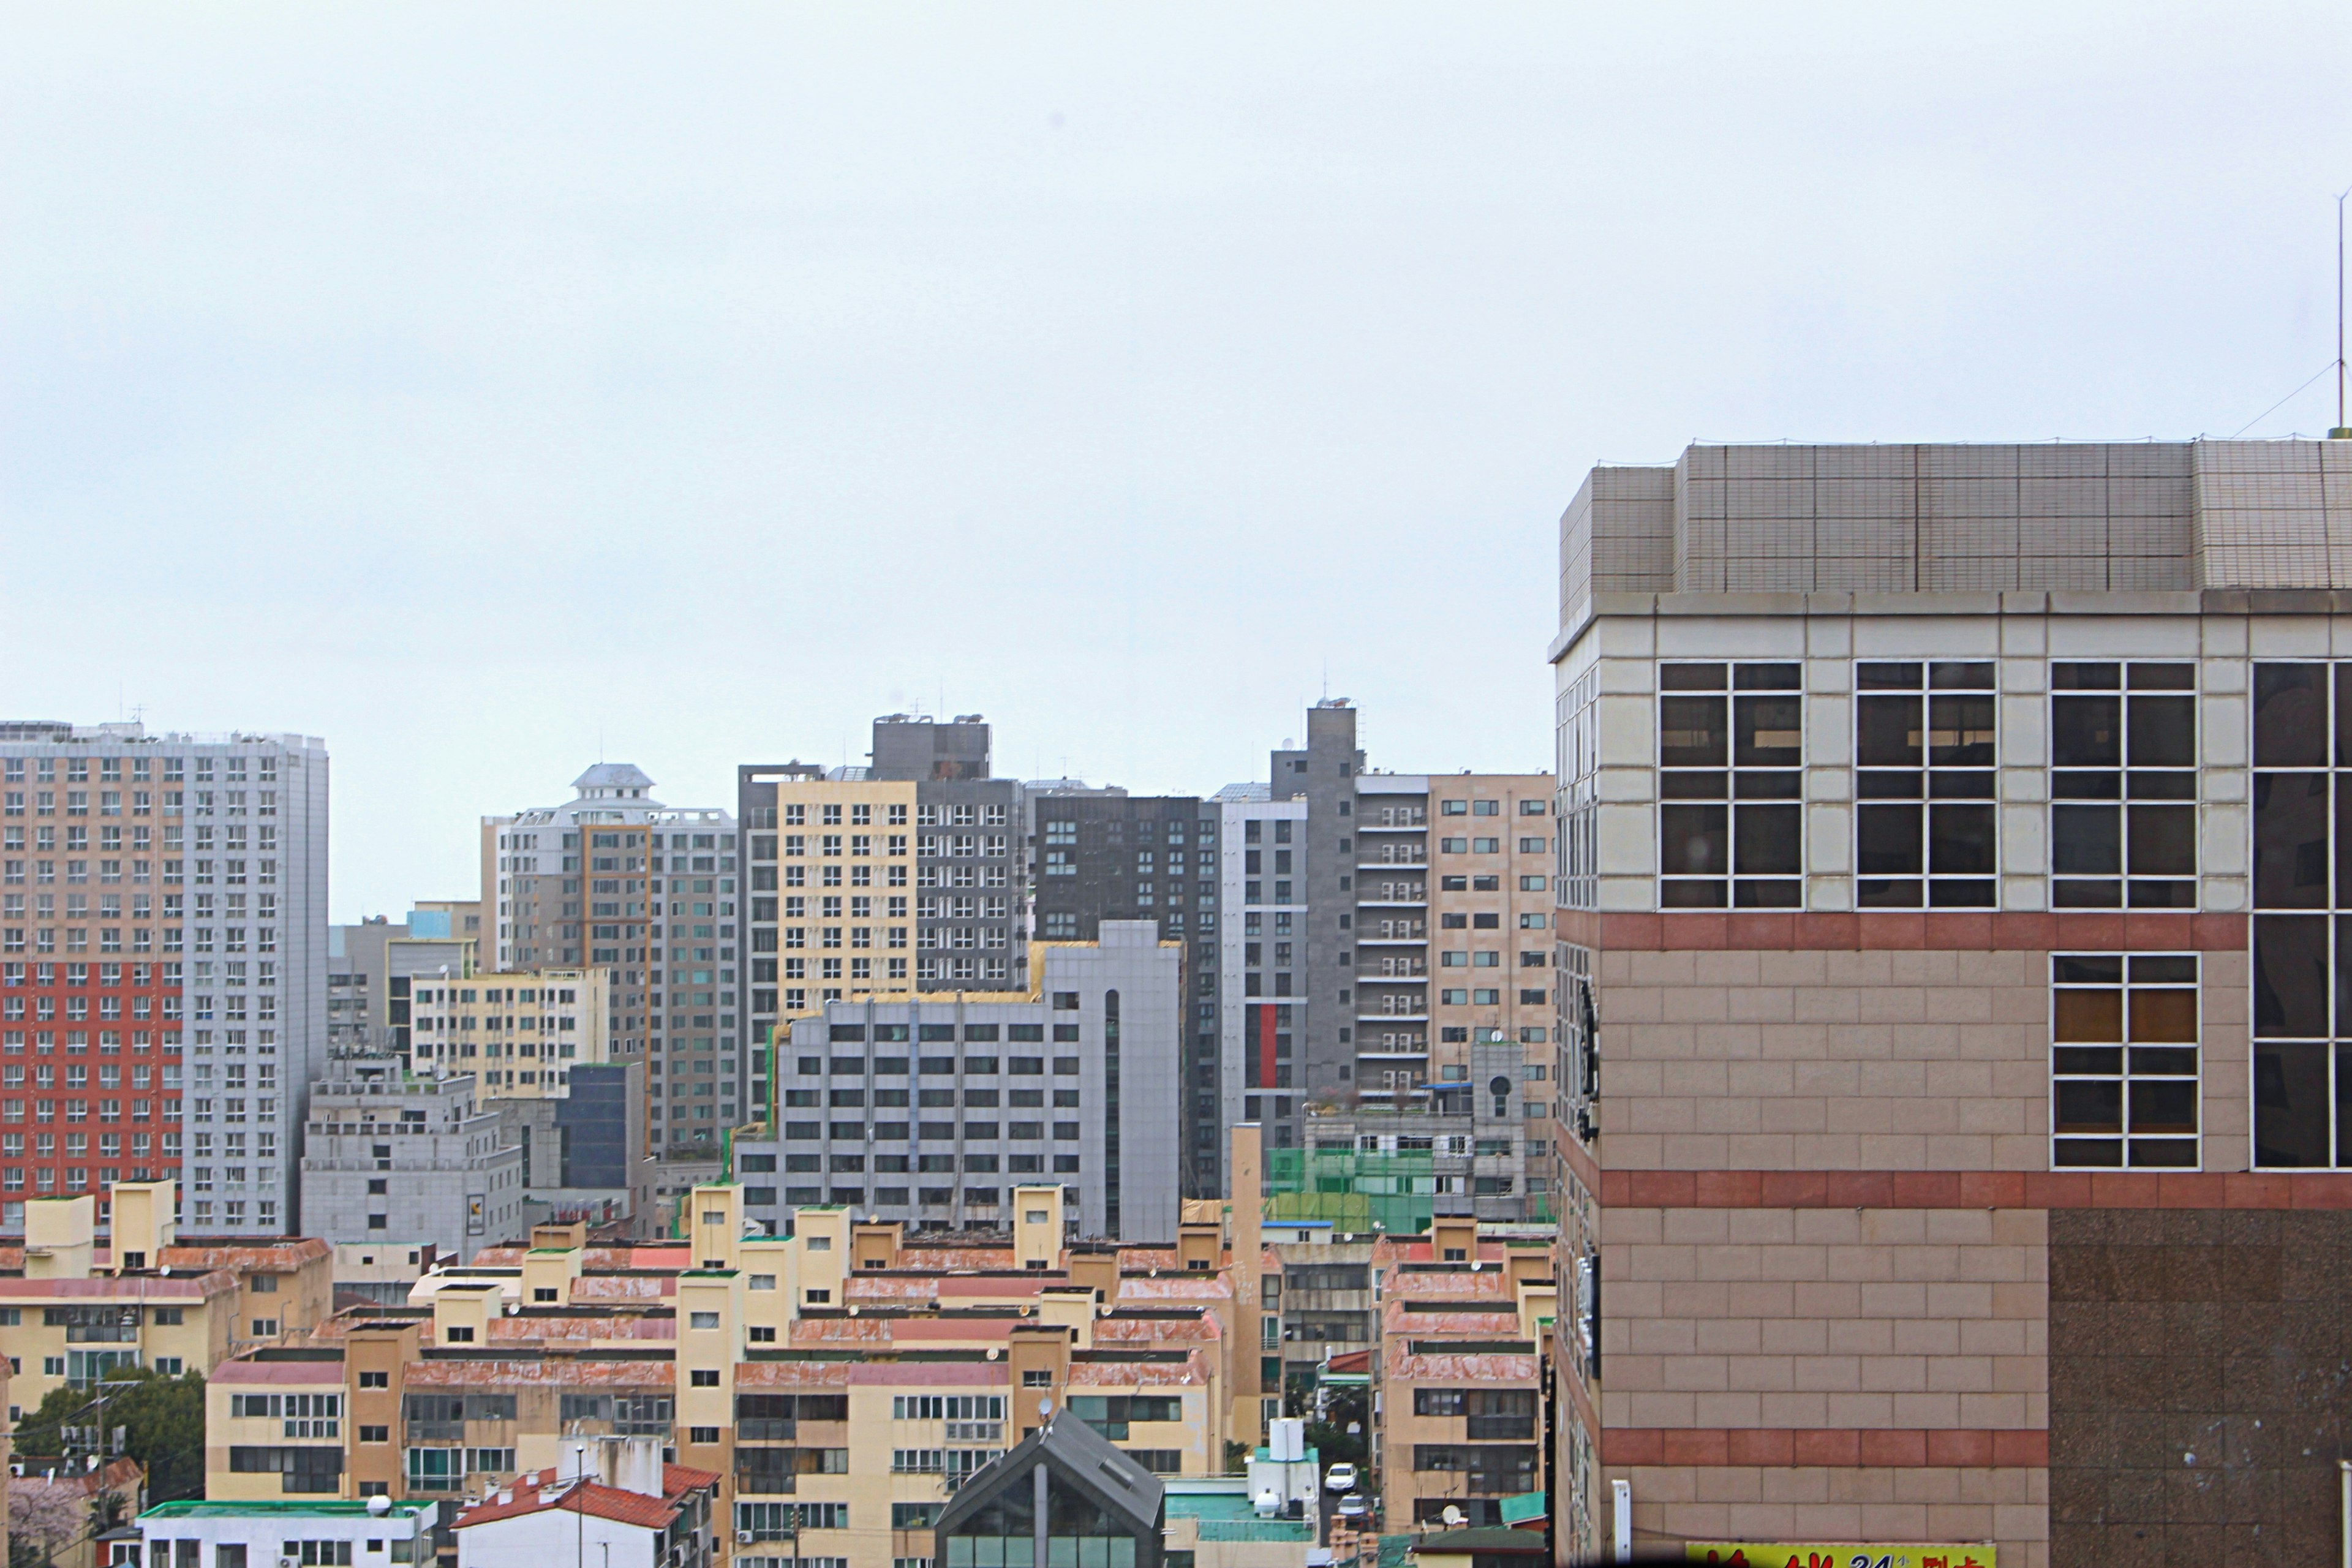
(1166, 1491), (1262, 1523)
(1197, 1521), (1314, 1543)
(141, 1502), (435, 1522)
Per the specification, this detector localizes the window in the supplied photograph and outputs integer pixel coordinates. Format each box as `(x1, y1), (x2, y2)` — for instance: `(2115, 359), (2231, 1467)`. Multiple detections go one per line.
(1853, 661), (1996, 908)
(2051, 952), (2198, 1169)
(1657, 663), (1801, 907)
(2050, 662), (2196, 908)
(2251, 662), (2352, 1167)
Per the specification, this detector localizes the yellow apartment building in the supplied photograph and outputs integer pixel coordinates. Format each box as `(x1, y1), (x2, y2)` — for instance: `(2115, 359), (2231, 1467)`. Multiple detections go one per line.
(402, 968), (609, 1099)
(0, 1182), (331, 1417)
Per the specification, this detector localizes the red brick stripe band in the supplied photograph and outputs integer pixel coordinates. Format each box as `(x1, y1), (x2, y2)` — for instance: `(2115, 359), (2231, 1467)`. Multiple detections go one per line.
(1553, 910), (2247, 952)
(1596, 1169), (2352, 1208)
(1601, 1428), (2049, 1469)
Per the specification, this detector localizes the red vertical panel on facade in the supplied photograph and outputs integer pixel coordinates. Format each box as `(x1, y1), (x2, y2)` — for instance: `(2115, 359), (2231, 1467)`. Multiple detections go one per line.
(1257, 1005), (1278, 1091)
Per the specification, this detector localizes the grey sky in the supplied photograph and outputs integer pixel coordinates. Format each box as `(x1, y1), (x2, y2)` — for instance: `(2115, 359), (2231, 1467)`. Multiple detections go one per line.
(4, 4), (2348, 921)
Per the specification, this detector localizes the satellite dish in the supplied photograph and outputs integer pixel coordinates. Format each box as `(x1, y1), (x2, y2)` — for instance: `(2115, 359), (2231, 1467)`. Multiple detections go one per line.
(1441, 1507), (1464, 1528)
(366, 1496), (392, 1517)
(1038, 1398), (1054, 1417)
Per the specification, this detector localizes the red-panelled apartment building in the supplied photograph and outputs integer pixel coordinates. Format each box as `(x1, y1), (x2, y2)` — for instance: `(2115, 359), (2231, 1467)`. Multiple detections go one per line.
(1549, 439), (2352, 1564)
(1, 722), (326, 1238)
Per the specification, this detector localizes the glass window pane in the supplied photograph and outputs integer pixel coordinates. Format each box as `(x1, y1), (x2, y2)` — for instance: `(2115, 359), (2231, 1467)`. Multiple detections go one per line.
(2255, 1041), (2332, 1166)
(1660, 664), (1725, 692)
(2051, 696), (2122, 767)
(2126, 989), (2198, 1042)
(2053, 662), (2120, 690)
(1659, 805), (1728, 876)
(2128, 1079), (2198, 1134)
(2127, 695), (2195, 769)
(1856, 805), (1921, 876)
(2258, 663), (2331, 767)
(1928, 694), (1996, 766)
(1732, 663), (1800, 690)
(1732, 695), (1802, 768)
(1930, 661), (1996, 690)
(1732, 804), (1800, 875)
(2127, 805), (2196, 876)
(1658, 697), (1727, 768)
(1928, 804), (1996, 875)
(2051, 805), (2121, 875)
(2255, 772), (2331, 909)
(2053, 990), (2123, 1042)
(2055, 1080), (2123, 1133)
(1856, 662), (1919, 690)
(2254, 915), (2331, 1038)
(1856, 696), (1921, 768)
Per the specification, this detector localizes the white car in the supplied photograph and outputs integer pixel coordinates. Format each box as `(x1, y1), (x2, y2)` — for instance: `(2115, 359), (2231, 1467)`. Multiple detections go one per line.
(1324, 1463), (1359, 1494)
(1336, 1493), (1371, 1520)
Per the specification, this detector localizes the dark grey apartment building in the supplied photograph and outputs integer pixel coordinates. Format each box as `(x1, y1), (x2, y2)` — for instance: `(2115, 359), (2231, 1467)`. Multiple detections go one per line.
(1028, 786), (1223, 1195)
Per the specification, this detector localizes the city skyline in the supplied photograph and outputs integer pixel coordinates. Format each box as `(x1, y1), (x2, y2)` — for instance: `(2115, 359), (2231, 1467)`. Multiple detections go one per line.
(8, 8), (2346, 929)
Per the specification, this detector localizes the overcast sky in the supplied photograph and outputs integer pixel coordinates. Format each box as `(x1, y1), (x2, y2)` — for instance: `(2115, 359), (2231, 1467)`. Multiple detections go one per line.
(6, 4), (2350, 921)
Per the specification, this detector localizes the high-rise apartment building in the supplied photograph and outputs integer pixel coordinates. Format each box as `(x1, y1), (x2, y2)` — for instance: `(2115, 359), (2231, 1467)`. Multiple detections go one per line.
(736, 716), (1026, 1128)
(0, 722), (328, 1237)
(1215, 709), (1557, 1218)
(482, 766), (737, 1162)
(1547, 437), (2352, 1563)
(1028, 786), (1224, 1195)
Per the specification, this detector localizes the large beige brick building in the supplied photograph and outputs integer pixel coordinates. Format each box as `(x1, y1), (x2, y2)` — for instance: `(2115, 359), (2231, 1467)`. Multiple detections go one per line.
(1549, 438), (2352, 1565)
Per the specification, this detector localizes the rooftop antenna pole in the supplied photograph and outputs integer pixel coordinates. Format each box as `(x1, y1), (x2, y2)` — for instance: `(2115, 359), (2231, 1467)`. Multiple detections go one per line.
(2337, 184), (2352, 440)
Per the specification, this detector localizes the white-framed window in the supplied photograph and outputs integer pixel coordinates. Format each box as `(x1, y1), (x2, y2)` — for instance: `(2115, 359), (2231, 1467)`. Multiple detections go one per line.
(1656, 662), (1801, 908)
(2050, 661), (2196, 908)
(2051, 951), (2198, 1169)
(1853, 660), (1996, 908)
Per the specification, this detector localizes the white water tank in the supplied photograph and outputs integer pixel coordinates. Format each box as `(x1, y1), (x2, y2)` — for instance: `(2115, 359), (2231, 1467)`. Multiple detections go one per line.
(1268, 1417), (1305, 1463)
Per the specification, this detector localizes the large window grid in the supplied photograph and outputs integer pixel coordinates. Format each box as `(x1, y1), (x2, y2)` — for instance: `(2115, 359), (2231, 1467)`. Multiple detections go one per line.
(2049, 662), (2197, 908)
(2248, 662), (2352, 1166)
(1853, 661), (1996, 908)
(2050, 952), (2199, 1169)
(1656, 663), (1801, 909)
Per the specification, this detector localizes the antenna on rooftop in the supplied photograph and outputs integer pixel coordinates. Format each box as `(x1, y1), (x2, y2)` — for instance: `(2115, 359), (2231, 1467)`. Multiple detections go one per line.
(2337, 185), (2352, 440)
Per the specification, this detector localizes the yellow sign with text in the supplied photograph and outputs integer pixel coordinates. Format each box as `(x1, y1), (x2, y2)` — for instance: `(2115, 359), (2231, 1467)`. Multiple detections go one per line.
(1685, 1548), (1993, 1568)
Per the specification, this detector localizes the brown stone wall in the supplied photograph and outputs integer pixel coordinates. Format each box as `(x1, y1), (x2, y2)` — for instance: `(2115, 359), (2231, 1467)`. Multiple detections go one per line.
(2049, 1207), (2352, 1566)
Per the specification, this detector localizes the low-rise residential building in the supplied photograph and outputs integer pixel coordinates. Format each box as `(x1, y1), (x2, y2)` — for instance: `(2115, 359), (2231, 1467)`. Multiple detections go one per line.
(137, 1497), (440, 1568)
(0, 1183), (331, 1413)
(451, 1444), (717, 1568)
(194, 1170), (1283, 1568)
(1369, 1216), (1553, 1531)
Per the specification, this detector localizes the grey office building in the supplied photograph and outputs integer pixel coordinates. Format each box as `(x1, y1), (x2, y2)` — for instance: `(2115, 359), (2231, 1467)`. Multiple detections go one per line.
(733, 922), (1178, 1240)
(298, 1058), (523, 1254)
(489, 1060), (647, 1231)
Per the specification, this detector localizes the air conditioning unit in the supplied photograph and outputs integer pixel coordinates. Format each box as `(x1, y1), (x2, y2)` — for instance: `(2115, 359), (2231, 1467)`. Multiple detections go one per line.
(281, 1558), (300, 1567)
(736, 1532), (755, 1547)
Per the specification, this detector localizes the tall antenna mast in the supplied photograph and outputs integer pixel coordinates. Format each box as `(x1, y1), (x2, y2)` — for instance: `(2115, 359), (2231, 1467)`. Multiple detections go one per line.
(2337, 186), (2351, 439)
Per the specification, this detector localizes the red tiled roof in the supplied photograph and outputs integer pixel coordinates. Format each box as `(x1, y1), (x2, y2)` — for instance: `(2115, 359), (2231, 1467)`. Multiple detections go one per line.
(454, 1464), (717, 1532)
